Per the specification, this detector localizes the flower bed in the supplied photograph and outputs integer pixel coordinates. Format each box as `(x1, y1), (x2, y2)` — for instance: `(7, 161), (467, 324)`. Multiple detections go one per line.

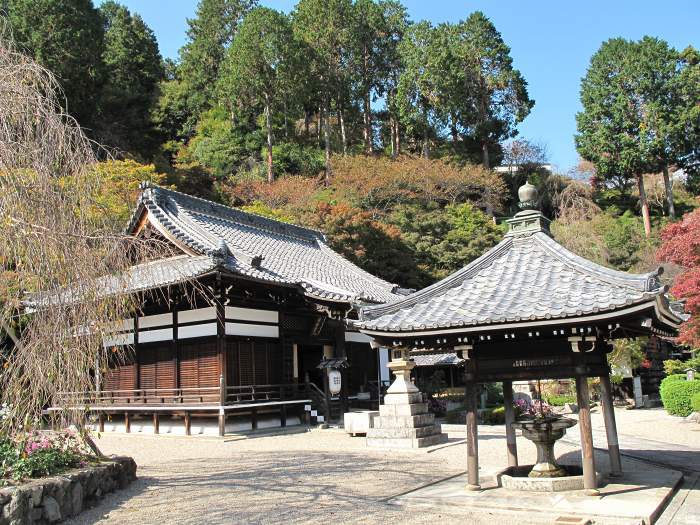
(0, 430), (137, 523)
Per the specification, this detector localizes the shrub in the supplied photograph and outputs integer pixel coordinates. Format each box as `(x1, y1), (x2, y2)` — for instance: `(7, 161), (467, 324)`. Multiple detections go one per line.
(692, 392), (700, 414)
(445, 407), (465, 424)
(481, 406), (505, 425)
(663, 357), (700, 376)
(660, 380), (700, 417)
(660, 374), (688, 398)
(545, 395), (577, 406)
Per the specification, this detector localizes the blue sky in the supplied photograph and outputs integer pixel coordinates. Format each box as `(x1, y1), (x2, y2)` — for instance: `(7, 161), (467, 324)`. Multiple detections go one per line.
(102, 1), (700, 173)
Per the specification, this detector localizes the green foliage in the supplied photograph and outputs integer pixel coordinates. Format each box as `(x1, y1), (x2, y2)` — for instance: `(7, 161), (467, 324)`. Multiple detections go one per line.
(545, 395), (577, 406)
(239, 201), (295, 223)
(97, 1), (164, 158)
(0, 431), (89, 481)
(660, 379), (700, 417)
(664, 357), (700, 375)
(7, 0), (105, 127)
(692, 392), (700, 413)
(389, 202), (503, 282)
(445, 406), (465, 424)
(481, 406), (505, 425)
(416, 370), (448, 398)
(271, 143), (325, 177)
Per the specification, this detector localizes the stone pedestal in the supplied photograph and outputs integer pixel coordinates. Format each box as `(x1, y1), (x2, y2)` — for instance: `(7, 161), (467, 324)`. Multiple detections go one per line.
(366, 350), (447, 449)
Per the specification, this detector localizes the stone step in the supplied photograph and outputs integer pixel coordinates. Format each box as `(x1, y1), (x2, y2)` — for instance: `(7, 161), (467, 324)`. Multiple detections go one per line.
(366, 431), (448, 449)
(379, 402), (428, 418)
(366, 424), (441, 440)
(372, 413), (435, 429)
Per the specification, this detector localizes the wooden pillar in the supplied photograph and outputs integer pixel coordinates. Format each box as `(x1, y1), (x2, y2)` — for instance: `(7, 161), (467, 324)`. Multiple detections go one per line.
(216, 273), (227, 402)
(124, 412), (131, 433)
(600, 374), (623, 476)
(280, 405), (287, 427)
(251, 407), (258, 430)
(98, 413), (105, 433)
(184, 411), (191, 436)
(575, 375), (599, 495)
(464, 356), (480, 490)
(153, 412), (159, 434)
(218, 374), (226, 437)
(503, 380), (518, 467)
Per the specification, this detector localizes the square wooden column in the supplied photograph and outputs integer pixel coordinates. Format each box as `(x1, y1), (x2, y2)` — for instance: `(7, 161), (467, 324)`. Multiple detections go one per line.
(575, 375), (599, 495)
(599, 374), (623, 476)
(502, 380), (518, 467)
(464, 354), (480, 490)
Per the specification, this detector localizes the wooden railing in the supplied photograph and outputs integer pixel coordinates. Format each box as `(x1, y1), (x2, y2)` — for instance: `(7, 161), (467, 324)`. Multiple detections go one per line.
(55, 381), (315, 408)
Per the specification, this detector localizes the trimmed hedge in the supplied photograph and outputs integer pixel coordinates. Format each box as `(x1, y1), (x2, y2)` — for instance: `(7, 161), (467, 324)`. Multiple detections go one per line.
(692, 392), (700, 414)
(660, 378), (700, 417)
(545, 395), (577, 406)
(660, 374), (687, 398)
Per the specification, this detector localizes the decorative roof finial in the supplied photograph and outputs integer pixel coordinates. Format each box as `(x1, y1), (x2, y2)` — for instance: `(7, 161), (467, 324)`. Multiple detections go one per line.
(210, 238), (229, 264)
(518, 180), (539, 210)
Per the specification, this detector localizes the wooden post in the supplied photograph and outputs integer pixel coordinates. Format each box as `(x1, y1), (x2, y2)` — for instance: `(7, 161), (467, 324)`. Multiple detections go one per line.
(218, 374), (226, 437)
(575, 375), (599, 495)
(251, 407), (258, 430)
(184, 411), (191, 436)
(600, 374), (623, 476)
(280, 405), (287, 427)
(98, 413), (105, 433)
(503, 380), (518, 467)
(124, 412), (131, 433)
(464, 356), (480, 490)
(153, 412), (159, 435)
(323, 369), (331, 424)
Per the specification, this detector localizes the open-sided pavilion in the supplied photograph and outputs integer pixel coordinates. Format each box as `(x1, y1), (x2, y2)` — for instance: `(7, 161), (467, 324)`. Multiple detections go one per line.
(354, 182), (684, 493)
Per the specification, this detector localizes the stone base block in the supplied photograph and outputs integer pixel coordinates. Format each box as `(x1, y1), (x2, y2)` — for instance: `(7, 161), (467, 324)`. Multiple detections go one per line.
(379, 402), (428, 418)
(366, 432), (448, 449)
(366, 424), (441, 440)
(372, 413), (435, 429)
(383, 392), (424, 405)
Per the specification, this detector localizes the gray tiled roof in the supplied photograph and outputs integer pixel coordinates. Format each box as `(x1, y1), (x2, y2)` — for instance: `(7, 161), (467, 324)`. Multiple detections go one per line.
(127, 185), (403, 305)
(355, 229), (679, 333)
(413, 352), (464, 367)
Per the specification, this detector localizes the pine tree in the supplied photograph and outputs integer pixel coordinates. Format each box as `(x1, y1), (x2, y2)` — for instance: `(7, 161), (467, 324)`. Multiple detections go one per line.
(6, 0), (105, 128)
(98, 1), (163, 158)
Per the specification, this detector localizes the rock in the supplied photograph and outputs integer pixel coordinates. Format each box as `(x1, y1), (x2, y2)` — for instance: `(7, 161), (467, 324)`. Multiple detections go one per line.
(29, 486), (42, 508)
(28, 506), (43, 523)
(2, 488), (29, 523)
(42, 496), (61, 523)
(564, 403), (579, 413)
(70, 483), (83, 517)
(0, 489), (13, 506)
(683, 411), (700, 424)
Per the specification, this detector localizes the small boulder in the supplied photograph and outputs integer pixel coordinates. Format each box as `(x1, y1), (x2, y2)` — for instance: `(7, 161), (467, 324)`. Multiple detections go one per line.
(42, 496), (61, 523)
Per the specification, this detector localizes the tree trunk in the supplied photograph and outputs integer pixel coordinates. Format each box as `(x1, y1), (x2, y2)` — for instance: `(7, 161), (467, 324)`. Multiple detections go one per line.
(264, 99), (273, 184)
(338, 97), (347, 156)
(422, 132), (430, 159)
(283, 100), (288, 140)
(482, 141), (490, 170)
(304, 110), (310, 137)
(317, 106), (322, 147)
(636, 173), (652, 237)
(389, 116), (396, 158)
(364, 90), (372, 154)
(323, 98), (332, 185)
(395, 119), (401, 156)
(662, 164), (676, 219)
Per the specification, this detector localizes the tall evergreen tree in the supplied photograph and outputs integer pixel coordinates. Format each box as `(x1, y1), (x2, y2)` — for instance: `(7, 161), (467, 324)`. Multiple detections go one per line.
(98, 1), (163, 158)
(6, 0), (104, 128)
(218, 7), (303, 183)
(292, 0), (354, 182)
(446, 12), (533, 168)
(177, 0), (256, 127)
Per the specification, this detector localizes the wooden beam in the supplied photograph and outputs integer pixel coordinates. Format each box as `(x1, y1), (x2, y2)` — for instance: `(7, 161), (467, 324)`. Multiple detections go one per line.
(464, 358), (480, 490)
(184, 411), (191, 436)
(503, 380), (518, 467)
(599, 374), (623, 476)
(575, 375), (599, 495)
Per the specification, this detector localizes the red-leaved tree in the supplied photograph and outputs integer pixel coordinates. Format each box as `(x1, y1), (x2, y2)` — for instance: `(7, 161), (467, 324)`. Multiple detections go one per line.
(657, 208), (700, 347)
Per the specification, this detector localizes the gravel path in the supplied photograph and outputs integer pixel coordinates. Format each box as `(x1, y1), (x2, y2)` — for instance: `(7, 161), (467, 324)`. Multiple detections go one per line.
(66, 427), (556, 525)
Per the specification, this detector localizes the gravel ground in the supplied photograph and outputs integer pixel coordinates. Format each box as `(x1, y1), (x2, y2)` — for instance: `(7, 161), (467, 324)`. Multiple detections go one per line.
(65, 407), (698, 525)
(67, 426), (559, 525)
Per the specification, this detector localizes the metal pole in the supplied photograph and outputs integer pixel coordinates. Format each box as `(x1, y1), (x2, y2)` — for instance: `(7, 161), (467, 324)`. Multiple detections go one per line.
(599, 374), (622, 476)
(503, 380), (518, 467)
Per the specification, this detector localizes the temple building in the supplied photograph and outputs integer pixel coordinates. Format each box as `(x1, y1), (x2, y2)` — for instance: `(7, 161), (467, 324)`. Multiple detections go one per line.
(61, 183), (406, 434)
(354, 182), (684, 492)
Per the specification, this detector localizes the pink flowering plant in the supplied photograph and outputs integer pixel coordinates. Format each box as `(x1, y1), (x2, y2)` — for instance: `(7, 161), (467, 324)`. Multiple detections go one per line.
(514, 398), (554, 421)
(0, 429), (93, 482)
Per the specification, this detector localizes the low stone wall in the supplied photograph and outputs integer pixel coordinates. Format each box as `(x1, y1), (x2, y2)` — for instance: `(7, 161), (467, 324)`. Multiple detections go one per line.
(0, 456), (137, 524)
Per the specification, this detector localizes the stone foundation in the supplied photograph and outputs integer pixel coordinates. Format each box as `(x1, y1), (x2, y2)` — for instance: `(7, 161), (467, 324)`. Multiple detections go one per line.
(0, 456), (137, 524)
(366, 352), (447, 449)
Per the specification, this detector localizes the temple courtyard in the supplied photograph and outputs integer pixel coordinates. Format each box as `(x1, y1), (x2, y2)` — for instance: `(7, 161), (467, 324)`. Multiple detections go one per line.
(66, 407), (699, 525)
